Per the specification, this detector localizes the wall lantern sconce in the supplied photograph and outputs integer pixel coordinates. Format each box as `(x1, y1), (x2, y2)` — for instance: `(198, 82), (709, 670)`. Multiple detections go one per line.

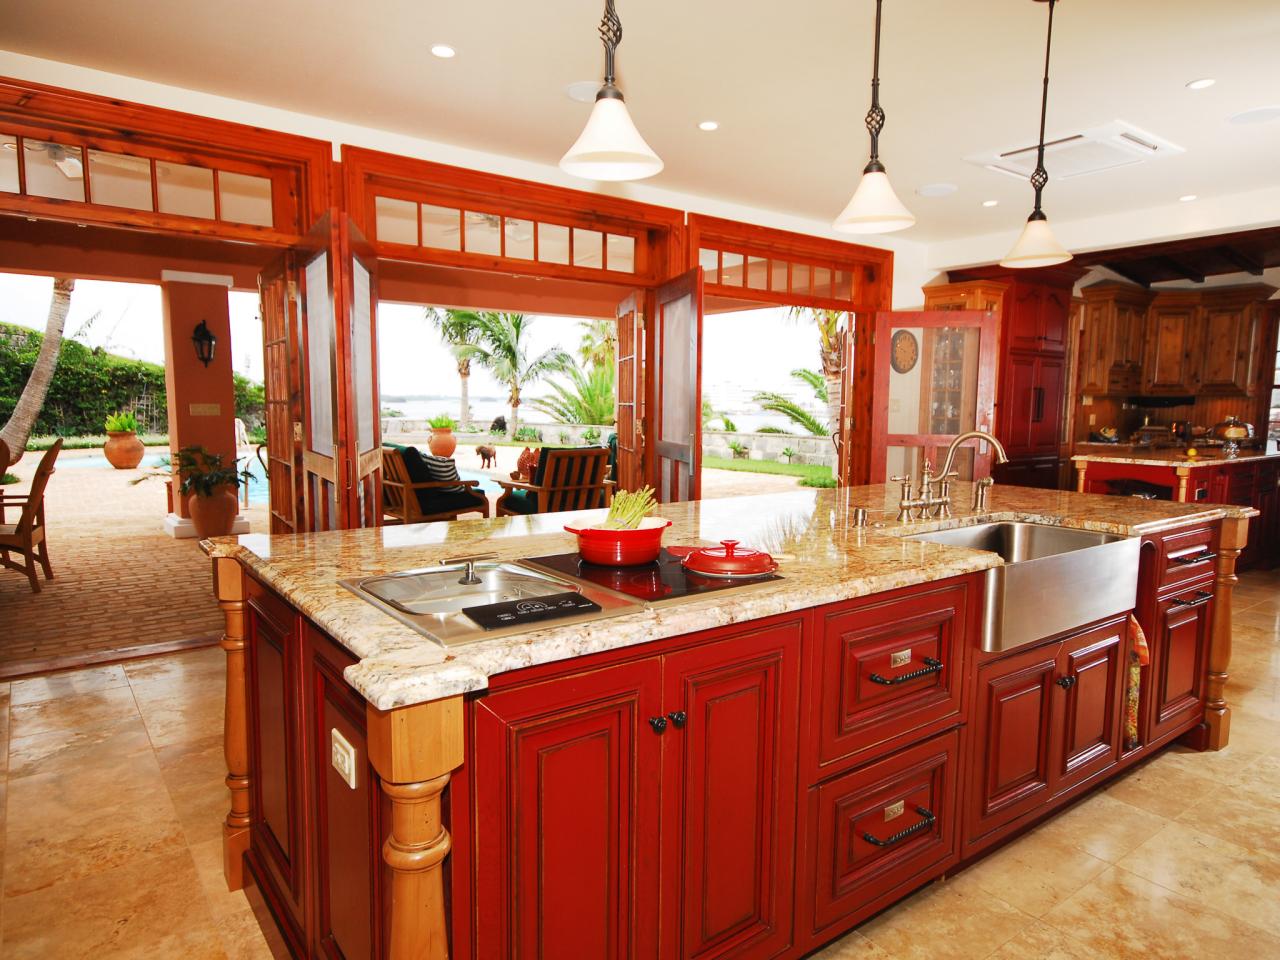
(191, 320), (217, 367)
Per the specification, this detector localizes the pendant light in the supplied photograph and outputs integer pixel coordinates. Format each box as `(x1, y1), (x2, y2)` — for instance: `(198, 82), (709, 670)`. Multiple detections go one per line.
(1001, 0), (1073, 268)
(560, 1), (663, 181)
(833, 0), (915, 234)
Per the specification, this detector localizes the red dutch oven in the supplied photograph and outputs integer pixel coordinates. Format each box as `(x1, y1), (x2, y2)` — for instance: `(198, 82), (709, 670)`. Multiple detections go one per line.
(668, 540), (778, 579)
(564, 518), (672, 566)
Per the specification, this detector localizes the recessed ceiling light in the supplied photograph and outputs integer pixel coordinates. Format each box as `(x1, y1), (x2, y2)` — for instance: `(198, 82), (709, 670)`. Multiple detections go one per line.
(565, 80), (600, 104)
(915, 182), (958, 198)
(1179, 194), (1198, 202)
(430, 44), (456, 59)
(1229, 105), (1280, 125)
(698, 120), (719, 132)
(982, 199), (999, 207)
(1185, 78), (1215, 90)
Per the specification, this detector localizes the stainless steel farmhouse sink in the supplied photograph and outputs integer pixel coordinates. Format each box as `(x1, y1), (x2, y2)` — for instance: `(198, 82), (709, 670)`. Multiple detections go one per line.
(341, 560), (640, 646)
(904, 521), (1140, 652)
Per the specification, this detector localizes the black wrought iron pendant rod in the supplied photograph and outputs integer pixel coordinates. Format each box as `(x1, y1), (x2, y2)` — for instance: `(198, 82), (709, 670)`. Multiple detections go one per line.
(1029, 0), (1058, 219)
(597, 0), (624, 100)
(864, 0), (887, 173)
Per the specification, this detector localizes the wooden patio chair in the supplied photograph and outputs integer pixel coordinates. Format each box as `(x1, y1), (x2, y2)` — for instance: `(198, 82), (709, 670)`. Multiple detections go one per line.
(381, 446), (490, 524)
(0, 438), (63, 593)
(495, 447), (614, 517)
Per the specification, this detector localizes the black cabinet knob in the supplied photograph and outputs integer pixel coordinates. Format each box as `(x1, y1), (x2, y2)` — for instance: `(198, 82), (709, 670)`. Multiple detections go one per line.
(667, 710), (687, 729)
(648, 716), (668, 734)
(1056, 675), (1077, 690)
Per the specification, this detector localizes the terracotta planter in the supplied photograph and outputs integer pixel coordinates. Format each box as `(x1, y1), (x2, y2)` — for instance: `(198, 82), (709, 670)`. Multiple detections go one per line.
(428, 428), (457, 458)
(188, 486), (239, 538)
(103, 431), (145, 469)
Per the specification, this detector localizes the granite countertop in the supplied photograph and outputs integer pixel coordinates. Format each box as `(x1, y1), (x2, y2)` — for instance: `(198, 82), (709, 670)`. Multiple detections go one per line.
(205, 483), (1252, 710)
(1072, 446), (1280, 468)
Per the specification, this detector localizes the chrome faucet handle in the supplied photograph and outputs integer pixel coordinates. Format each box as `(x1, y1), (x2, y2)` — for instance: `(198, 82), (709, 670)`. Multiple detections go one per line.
(890, 475), (916, 522)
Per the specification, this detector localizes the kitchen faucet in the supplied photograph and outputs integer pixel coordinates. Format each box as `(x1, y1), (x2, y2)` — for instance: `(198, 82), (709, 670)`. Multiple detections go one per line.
(892, 430), (1010, 521)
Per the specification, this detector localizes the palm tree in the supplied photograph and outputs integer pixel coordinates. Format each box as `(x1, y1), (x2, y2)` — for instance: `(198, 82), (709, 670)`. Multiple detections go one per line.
(455, 312), (572, 437)
(425, 307), (482, 426)
(787, 307), (845, 434)
(578, 319), (617, 368)
(1, 277), (74, 468)
(752, 369), (829, 436)
(530, 360), (616, 425)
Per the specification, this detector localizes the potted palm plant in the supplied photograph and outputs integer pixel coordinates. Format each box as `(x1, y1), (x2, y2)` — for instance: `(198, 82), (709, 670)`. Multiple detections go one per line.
(427, 413), (458, 457)
(176, 446), (244, 538)
(103, 411), (145, 469)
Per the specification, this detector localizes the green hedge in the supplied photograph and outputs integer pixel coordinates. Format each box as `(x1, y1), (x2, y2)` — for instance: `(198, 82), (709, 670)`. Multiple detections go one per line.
(0, 322), (263, 437)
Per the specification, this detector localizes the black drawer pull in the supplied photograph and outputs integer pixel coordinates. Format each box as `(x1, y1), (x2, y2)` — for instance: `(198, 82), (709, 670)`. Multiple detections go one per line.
(648, 716), (668, 734)
(1172, 590), (1213, 608)
(666, 710), (687, 729)
(863, 806), (936, 848)
(1172, 550), (1217, 565)
(869, 657), (943, 686)
(1056, 675), (1077, 690)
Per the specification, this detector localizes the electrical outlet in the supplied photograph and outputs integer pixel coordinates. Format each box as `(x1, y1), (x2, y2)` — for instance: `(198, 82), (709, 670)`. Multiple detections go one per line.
(331, 728), (358, 790)
(1089, 413), (1096, 426)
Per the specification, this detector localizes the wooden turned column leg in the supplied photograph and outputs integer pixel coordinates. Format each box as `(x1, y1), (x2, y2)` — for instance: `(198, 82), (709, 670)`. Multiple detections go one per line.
(214, 556), (252, 890)
(1202, 516), (1248, 750)
(368, 697), (465, 960)
(1075, 462), (1087, 493)
(1175, 467), (1191, 503)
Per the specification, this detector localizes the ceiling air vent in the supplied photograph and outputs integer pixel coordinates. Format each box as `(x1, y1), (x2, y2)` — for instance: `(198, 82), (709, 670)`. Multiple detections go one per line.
(966, 121), (1185, 181)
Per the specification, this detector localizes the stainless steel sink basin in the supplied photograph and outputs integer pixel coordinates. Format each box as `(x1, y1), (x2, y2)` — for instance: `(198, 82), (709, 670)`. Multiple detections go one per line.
(904, 521), (1140, 652)
(341, 561), (641, 646)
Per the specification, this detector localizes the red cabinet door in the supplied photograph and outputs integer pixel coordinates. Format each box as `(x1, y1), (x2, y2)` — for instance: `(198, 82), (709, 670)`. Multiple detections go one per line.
(1039, 288), (1070, 354)
(998, 353), (1038, 455)
(473, 660), (664, 960)
(245, 588), (309, 954)
(1054, 620), (1124, 796)
(1029, 355), (1065, 454)
(967, 642), (1059, 848)
(661, 619), (801, 960)
(1146, 585), (1212, 746)
(1007, 285), (1044, 353)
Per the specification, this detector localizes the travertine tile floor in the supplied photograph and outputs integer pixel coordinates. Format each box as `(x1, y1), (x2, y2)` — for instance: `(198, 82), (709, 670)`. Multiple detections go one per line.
(1, 570), (1276, 958)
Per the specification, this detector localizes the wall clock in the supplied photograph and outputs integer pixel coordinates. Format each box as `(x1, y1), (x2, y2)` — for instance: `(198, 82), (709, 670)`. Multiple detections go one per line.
(890, 330), (919, 374)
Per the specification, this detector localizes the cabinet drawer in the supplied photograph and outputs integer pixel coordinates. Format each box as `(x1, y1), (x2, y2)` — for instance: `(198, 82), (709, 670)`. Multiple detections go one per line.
(1155, 525), (1218, 592)
(815, 581), (969, 772)
(810, 730), (959, 933)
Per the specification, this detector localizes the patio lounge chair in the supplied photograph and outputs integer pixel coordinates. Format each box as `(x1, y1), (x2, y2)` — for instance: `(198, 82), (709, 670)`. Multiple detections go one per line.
(0, 438), (63, 593)
(381, 446), (489, 524)
(495, 446), (614, 516)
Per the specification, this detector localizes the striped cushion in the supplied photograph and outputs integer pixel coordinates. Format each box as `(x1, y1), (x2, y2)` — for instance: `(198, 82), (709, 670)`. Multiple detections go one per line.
(421, 454), (466, 494)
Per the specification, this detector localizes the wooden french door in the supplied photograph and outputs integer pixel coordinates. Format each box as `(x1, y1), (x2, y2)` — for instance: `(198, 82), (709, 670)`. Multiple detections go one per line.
(615, 292), (645, 493)
(870, 310), (999, 483)
(259, 211), (381, 532)
(650, 268), (703, 503)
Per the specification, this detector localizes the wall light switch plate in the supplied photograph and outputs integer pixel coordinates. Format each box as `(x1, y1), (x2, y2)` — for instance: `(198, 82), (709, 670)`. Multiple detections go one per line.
(331, 728), (358, 790)
(1089, 413), (1097, 426)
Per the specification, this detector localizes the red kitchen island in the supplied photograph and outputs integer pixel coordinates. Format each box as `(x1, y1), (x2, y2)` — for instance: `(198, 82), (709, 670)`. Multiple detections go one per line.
(204, 484), (1254, 960)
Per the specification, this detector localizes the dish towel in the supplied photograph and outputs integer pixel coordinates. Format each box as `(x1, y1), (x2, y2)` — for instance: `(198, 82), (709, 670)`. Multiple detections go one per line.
(1124, 613), (1151, 751)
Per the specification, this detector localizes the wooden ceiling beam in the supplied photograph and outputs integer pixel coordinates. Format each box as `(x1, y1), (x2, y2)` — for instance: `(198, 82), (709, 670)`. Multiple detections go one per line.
(1159, 255), (1205, 283)
(1102, 261), (1152, 287)
(1216, 246), (1265, 276)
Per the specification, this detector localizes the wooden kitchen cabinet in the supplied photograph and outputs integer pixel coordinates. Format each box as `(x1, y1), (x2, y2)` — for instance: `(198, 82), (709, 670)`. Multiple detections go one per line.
(472, 616), (801, 960)
(1078, 282), (1152, 395)
(1197, 293), (1261, 395)
(1007, 284), (1069, 355)
(1143, 294), (1200, 395)
(965, 617), (1126, 852)
(1146, 583), (1212, 746)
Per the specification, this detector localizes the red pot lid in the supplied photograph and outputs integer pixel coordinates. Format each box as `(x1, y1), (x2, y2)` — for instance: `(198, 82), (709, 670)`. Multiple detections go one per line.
(679, 540), (777, 578)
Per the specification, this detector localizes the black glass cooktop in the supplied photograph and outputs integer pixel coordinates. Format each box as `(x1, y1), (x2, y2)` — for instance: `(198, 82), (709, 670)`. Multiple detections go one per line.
(524, 549), (782, 607)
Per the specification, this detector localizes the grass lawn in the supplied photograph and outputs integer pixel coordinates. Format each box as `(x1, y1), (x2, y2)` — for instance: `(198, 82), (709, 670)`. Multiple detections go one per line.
(703, 456), (834, 486)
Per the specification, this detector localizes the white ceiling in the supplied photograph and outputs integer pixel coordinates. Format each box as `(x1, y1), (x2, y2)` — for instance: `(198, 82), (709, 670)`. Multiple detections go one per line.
(2, 0), (1279, 243)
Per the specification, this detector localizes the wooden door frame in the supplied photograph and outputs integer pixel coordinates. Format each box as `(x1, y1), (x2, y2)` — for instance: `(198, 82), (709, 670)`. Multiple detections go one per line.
(869, 310), (1000, 483)
(650, 268), (704, 502)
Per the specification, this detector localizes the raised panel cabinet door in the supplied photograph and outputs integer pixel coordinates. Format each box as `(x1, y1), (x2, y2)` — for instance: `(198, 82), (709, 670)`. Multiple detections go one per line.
(1039, 288), (1070, 354)
(1007, 285), (1044, 353)
(1143, 306), (1196, 394)
(1198, 306), (1254, 394)
(661, 619), (802, 960)
(472, 659), (664, 960)
(1078, 301), (1111, 395)
(245, 594), (309, 952)
(1054, 621), (1124, 796)
(816, 581), (968, 772)
(1029, 355), (1065, 453)
(967, 643), (1059, 848)
(1117, 301), (1146, 369)
(1146, 585), (1213, 745)
(998, 352), (1038, 455)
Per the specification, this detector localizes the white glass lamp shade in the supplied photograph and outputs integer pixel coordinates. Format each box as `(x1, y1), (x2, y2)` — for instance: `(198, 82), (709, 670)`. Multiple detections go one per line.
(833, 170), (916, 234)
(1000, 215), (1072, 269)
(560, 96), (663, 181)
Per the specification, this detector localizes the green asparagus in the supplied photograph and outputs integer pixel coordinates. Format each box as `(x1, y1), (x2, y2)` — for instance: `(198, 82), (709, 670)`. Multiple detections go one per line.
(601, 486), (658, 529)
